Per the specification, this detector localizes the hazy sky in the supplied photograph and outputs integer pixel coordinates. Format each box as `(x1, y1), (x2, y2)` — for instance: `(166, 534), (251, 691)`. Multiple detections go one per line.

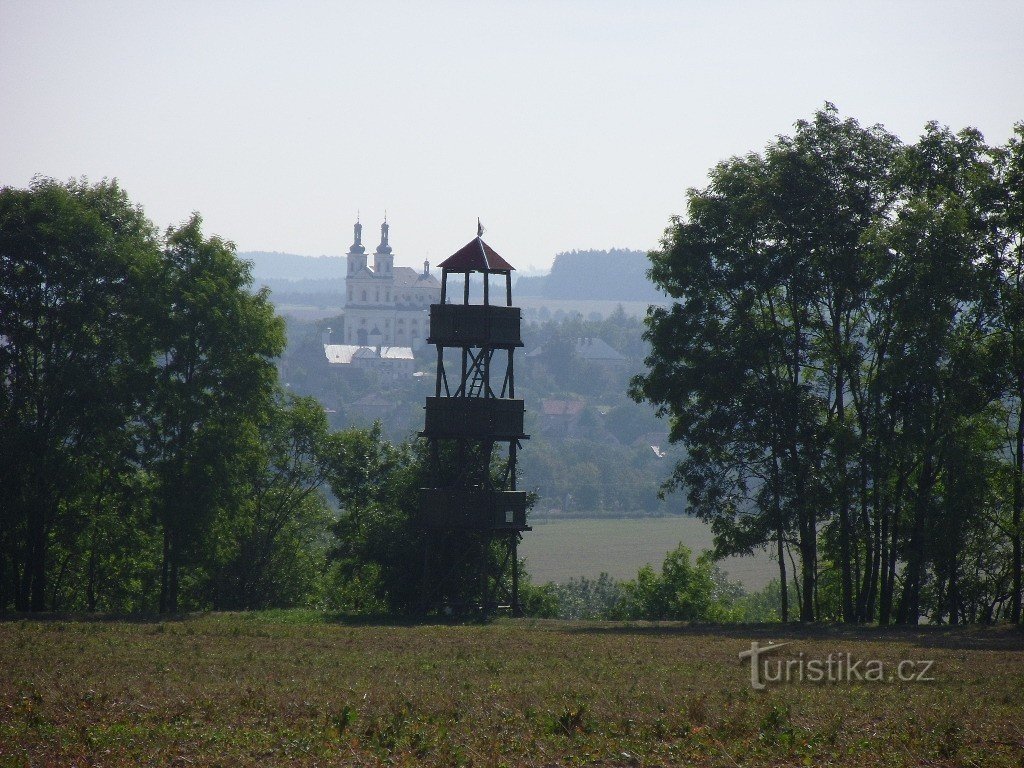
(2, 1), (1022, 272)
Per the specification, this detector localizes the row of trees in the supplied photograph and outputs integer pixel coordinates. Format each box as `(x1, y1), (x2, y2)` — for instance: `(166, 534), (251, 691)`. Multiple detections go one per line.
(0, 179), (341, 613)
(634, 106), (1024, 624)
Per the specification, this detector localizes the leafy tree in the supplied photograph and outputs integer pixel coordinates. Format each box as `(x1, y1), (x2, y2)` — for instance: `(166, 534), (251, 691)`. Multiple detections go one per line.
(609, 544), (737, 621)
(632, 132), (828, 621)
(211, 393), (334, 609)
(994, 122), (1024, 623)
(143, 215), (284, 612)
(325, 425), (534, 615)
(634, 106), (1017, 625)
(0, 178), (161, 611)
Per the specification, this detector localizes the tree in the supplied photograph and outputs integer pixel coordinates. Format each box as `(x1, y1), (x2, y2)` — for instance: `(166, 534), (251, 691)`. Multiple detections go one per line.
(211, 393), (334, 609)
(633, 106), (1013, 625)
(325, 425), (535, 615)
(994, 122), (1024, 623)
(0, 178), (161, 611)
(609, 544), (735, 621)
(144, 215), (284, 613)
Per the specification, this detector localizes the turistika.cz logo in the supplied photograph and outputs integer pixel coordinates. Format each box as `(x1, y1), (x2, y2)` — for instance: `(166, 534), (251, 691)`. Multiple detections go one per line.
(738, 641), (935, 690)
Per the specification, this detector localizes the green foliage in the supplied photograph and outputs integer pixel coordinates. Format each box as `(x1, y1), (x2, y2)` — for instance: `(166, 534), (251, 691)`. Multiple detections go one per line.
(0, 179), (323, 614)
(210, 394), (334, 609)
(523, 573), (625, 619)
(732, 579), (794, 623)
(608, 544), (739, 621)
(633, 105), (1024, 624)
(517, 580), (562, 618)
(324, 425), (533, 615)
(0, 178), (162, 611)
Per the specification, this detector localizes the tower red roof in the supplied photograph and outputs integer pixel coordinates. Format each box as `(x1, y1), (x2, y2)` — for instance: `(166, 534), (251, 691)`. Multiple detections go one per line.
(437, 237), (515, 273)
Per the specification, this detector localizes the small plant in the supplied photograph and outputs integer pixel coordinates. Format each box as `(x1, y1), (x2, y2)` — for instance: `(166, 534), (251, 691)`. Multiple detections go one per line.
(759, 703), (794, 747)
(327, 704), (357, 738)
(553, 703), (589, 736)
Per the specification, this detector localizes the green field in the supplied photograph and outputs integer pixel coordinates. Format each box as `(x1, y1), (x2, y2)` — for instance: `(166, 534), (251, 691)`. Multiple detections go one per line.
(1, 614), (1021, 767)
(522, 516), (777, 590)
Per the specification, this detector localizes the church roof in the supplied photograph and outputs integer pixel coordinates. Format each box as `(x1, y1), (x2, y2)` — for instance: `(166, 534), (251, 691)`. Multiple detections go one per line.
(348, 265), (376, 279)
(438, 237), (514, 273)
(393, 266), (439, 288)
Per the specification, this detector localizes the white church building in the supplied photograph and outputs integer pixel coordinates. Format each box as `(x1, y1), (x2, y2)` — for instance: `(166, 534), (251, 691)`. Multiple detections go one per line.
(323, 218), (440, 376)
(342, 218), (440, 348)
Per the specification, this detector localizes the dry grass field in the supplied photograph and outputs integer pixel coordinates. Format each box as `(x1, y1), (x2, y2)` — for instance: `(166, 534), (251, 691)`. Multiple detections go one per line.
(1, 613), (1021, 767)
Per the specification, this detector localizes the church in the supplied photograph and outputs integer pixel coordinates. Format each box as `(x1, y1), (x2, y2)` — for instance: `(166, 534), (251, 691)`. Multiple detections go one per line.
(342, 218), (441, 348)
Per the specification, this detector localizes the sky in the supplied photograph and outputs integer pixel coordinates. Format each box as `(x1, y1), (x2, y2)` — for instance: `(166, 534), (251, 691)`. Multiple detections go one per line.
(2, 1), (1022, 273)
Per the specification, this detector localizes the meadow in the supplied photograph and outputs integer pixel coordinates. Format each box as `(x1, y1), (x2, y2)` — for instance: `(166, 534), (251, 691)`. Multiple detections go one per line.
(522, 517), (777, 590)
(1, 613), (1020, 767)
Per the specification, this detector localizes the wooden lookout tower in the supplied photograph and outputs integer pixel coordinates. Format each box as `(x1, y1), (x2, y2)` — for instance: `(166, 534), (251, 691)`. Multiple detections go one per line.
(419, 225), (529, 615)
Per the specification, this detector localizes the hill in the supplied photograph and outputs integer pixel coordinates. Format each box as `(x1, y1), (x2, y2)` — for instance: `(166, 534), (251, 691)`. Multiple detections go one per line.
(238, 251), (345, 281)
(515, 249), (664, 301)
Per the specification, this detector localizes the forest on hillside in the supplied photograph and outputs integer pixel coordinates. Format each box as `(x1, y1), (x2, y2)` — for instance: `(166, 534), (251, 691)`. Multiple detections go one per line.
(514, 249), (665, 301)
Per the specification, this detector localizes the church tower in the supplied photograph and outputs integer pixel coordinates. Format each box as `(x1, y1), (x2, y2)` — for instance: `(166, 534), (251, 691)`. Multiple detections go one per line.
(374, 218), (394, 276)
(346, 218), (368, 275)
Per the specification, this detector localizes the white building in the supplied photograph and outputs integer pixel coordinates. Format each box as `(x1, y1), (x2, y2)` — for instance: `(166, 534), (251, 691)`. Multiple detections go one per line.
(342, 218), (440, 348)
(322, 339), (416, 381)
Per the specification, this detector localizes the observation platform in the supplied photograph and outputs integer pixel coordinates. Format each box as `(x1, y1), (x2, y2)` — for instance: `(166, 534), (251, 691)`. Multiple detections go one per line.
(421, 396), (527, 440)
(427, 304), (523, 348)
(419, 488), (530, 531)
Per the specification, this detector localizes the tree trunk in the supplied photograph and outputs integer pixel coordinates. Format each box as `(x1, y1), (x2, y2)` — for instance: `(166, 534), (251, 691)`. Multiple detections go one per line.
(799, 505), (816, 622)
(160, 527), (170, 614)
(835, 363), (855, 623)
(898, 453), (934, 625)
(15, 553), (30, 612)
(777, 524), (788, 623)
(1013, 383), (1023, 624)
(86, 529), (98, 613)
(857, 449), (876, 622)
(947, 554), (959, 626)
(28, 495), (46, 612)
(771, 449), (788, 623)
(169, 556), (179, 614)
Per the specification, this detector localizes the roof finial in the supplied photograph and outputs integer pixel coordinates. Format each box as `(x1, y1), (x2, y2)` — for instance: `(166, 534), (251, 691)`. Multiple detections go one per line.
(477, 218), (484, 238)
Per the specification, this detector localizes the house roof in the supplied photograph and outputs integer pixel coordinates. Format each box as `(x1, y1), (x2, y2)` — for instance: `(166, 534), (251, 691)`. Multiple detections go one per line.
(541, 398), (586, 417)
(437, 237), (515, 273)
(574, 337), (626, 361)
(324, 344), (415, 365)
(379, 346), (416, 360)
(525, 337), (628, 361)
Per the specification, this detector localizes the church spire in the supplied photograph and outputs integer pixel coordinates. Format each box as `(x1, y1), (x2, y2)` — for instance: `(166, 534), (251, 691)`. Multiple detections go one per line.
(373, 214), (394, 276)
(376, 215), (392, 255)
(349, 214), (365, 255)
